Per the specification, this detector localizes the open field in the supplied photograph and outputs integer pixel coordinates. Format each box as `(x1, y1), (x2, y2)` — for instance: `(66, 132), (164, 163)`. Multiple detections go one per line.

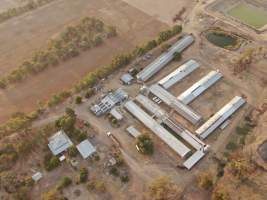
(121, 0), (197, 25)
(227, 2), (267, 29)
(0, 0), (167, 122)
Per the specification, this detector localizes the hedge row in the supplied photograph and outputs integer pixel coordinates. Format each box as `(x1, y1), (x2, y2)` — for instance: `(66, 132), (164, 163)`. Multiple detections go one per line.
(0, 17), (117, 88)
(0, 0), (57, 24)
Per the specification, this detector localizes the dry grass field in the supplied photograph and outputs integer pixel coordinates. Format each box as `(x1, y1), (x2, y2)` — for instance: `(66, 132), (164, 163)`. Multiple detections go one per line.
(0, 0), (167, 122)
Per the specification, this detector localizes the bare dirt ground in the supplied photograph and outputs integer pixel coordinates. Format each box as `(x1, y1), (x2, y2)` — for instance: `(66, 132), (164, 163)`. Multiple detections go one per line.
(0, 0), (24, 12)
(121, 0), (197, 25)
(0, 0), (167, 122)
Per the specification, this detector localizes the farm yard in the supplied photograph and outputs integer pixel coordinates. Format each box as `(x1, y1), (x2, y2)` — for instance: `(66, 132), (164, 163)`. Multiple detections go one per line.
(0, 0), (267, 200)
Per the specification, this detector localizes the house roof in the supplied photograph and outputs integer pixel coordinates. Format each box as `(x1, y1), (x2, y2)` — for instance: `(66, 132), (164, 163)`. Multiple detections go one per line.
(48, 130), (73, 156)
(76, 139), (96, 159)
(121, 73), (134, 84)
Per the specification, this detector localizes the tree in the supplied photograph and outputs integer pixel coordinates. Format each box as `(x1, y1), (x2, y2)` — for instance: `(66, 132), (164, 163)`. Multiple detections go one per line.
(136, 134), (154, 155)
(75, 96), (82, 104)
(57, 176), (72, 190)
(79, 167), (88, 183)
(161, 43), (171, 52)
(41, 189), (65, 200)
(146, 176), (182, 200)
(107, 26), (117, 38)
(212, 189), (230, 200)
(197, 172), (213, 190)
(68, 145), (78, 157)
(172, 52), (182, 61)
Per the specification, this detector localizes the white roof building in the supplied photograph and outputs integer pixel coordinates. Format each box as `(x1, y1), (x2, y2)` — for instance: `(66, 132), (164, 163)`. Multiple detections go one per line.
(124, 100), (191, 158)
(178, 70), (223, 104)
(76, 139), (96, 159)
(126, 126), (142, 138)
(196, 96), (246, 139)
(149, 84), (202, 124)
(183, 150), (205, 170)
(48, 130), (73, 156)
(136, 35), (195, 82)
(110, 108), (123, 121)
(158, 59), (199, 89)
(32, 172), (43, 182)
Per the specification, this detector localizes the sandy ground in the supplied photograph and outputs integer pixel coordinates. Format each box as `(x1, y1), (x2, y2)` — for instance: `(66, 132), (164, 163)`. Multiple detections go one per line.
(121, 0), (197, 25)
(0, 0), (167, 122)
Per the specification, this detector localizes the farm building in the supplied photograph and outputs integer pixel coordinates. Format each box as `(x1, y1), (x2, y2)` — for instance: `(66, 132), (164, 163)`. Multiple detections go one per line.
(110, 108), (123, 121)
(136, 35), (195, 82)
(158, 59), (199, 89)
(76, 139), (96, 159)
(148, 84), (202, 124)
(196, 96), (246, 139)
(126, 126), (142, 138)
(48, 130), (73, 156)
(120, 73), (134, 85)
(124, 100), (191, 158)
(183, 150), (206, 170)
(90, 88), (128, 116)
(178, 70), (223, 104)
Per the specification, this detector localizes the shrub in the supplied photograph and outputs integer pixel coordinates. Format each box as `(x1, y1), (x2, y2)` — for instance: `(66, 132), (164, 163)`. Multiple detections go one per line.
(68, 146), (78, 157)
(75, 96), (82, 104)
(212, 189), (230, 200)
(79, 167), (88, 183)
(173, 52), (182, 61)
(136, 134), (154, 155)
(87, 179), (106, 193)
(57, 176), (72, 190)
(120, 175), (129, 183)
(84, 88), (95, 98)
(43, 153), (60, 171)
(197, 172), (213, 190)
(109, 167), (119, 176)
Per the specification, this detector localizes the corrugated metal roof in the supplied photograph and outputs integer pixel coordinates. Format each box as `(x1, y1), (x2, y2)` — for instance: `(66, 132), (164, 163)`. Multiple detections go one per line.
(76, 139), (96, 159)
(178, 70), (223, 104)
(183, 150), (205, 170)
(124, 100), (191, 158)
(110, 108), (123, 120)
(158, 59), (199, 89)
(196, 96), (246, 139)
(135, 94), (166, 118)
(126, 126), (142, 138)
(136, 35), (194, 82)
(48, 130), (73, 156)
(149, 84), (202, 124)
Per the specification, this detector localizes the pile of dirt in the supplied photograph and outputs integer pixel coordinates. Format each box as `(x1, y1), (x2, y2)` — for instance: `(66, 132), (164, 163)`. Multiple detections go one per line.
(258, 140), (267, 162)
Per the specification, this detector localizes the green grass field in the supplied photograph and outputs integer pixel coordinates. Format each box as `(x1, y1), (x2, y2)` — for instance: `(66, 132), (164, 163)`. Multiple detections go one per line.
(227, 3), (267, 29)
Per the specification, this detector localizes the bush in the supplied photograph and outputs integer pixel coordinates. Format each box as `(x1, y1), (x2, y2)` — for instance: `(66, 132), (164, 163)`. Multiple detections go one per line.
(161, 43), (171, 52)
(57, 176), (72, 190)
(79, 168), (88, 183)
(109, 167), (119, 176)
(212, 189), (230, 200)
(43, 153), (60, 171)
(84, 88), (95, 98)
(136, 134), (154, 155)
(75, 96), (82, 104)
(173, 52), (182, 61)
(68, 146), (78, 157)
(87, 179), (106, 193)
(197, 172), (213, 190)
(120, 175), (129, 183)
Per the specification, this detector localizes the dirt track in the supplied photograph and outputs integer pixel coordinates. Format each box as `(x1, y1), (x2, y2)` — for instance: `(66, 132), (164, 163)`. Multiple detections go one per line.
(0, 0), (167, 122)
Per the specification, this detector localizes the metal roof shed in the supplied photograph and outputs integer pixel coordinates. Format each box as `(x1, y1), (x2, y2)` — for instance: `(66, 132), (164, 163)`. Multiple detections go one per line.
(149, 84), (202, 124)
(110, 108), (123, 121)
(48, 130), (73, 156)
(126, 126), (142, 138)
(178, 70), (223, 104)
(136, 35), (195, 82)
(124, 100), (191, 158)
(158, 59), (199, 89)
(76, 139), (96, 159)
(120, 73), (134, 85)
(183, 150), (205, 170)
(196, 96), (246, 139)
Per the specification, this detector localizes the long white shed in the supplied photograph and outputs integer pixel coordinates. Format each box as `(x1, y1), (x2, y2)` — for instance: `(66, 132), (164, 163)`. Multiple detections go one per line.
(149, 84), (202, 124)
(136, 35), (195, 82)
(178, 70), (223, 104)
(196, 96), (246, 139)
(158, 59), (199, 89)
(124, 101), (191, 158)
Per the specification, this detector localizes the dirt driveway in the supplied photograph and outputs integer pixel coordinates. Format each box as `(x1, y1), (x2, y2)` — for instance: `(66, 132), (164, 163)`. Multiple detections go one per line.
(0, 0), (167, 122)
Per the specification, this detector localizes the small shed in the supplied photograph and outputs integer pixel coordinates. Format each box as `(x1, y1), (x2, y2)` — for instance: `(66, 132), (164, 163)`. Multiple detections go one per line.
(76, 139), (96, 159)
(32, 172), (42, 182)
(110, 108), (123, 121)
(126, 126), (142, 138)
(120, 73), (134, 85)
(48, 130), (73, 156)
